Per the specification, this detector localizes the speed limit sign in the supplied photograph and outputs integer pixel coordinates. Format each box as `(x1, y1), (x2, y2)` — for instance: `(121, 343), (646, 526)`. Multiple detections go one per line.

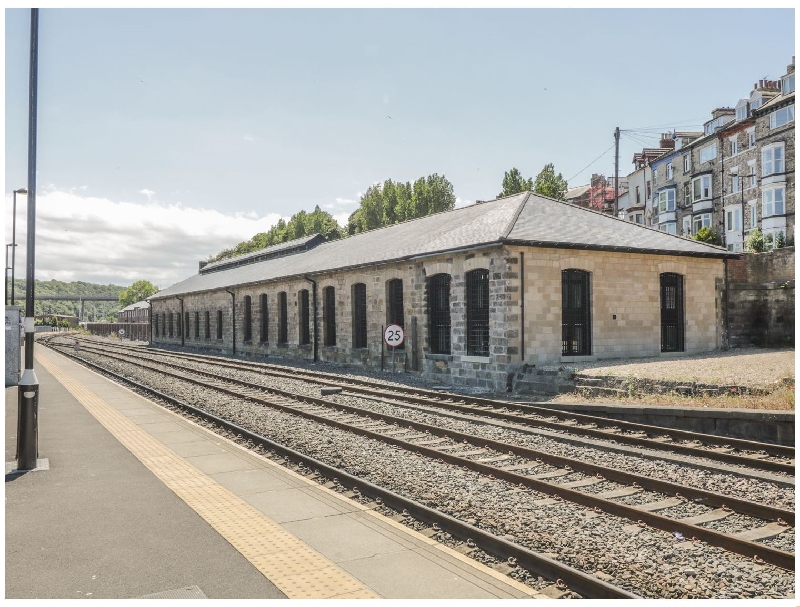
(384, 324), (404, 347)
(118, 329), (125, 336)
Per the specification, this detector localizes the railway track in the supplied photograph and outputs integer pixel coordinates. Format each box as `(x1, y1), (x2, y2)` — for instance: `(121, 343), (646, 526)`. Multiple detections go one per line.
(44, 336), (795, 582)
(72, 338), (794, 475)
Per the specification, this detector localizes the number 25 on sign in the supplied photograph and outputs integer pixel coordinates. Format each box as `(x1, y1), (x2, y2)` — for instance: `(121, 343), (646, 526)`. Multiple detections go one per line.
(384, 324), (404, 348)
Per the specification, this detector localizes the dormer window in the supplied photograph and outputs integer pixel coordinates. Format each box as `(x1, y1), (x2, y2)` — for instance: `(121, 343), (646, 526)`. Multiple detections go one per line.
(751, 92), (763, 110)
(783, 73), (795, 95)
(736, 99), (749, 121)
(769, 104), (794, 129)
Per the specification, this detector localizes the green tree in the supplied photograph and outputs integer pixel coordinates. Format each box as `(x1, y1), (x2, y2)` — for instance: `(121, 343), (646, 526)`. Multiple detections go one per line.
(119, 280), (159, 307)
(774, 231), (786, 249)
(694, 227), (722, 246)
(745, 229), (765, 252)
(498, 167), (533, 198)
(532, 163), (568, 200)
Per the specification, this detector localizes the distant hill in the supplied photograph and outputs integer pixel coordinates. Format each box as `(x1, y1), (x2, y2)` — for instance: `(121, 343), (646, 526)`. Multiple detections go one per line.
(8, 279), (125, 321)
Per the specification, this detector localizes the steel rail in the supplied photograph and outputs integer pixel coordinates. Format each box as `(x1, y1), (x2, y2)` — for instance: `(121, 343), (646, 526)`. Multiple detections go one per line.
(44, 343), (639, 599)
(50, 341), (795, 571)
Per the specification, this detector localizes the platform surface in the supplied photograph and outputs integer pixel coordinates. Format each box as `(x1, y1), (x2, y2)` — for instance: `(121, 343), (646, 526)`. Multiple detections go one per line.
(5, 345), (542, 599)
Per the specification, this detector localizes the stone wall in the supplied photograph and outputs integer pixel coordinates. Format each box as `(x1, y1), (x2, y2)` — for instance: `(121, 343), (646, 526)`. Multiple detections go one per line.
(725, 247), (795, 347)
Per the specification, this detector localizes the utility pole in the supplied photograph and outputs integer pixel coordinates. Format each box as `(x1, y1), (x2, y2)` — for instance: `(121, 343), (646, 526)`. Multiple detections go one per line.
(614, 126), (620, 217)
(17, 8), (40, 471)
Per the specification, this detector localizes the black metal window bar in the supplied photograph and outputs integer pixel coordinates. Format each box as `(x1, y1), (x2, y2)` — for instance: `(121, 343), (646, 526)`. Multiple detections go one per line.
(562, 269), (591, 356)
(154, 314), (158, 338)
(168, 313), (173, 337)
(353, 283), (367, 348)
(427, 273), (451, 354)
(260, 294), (268, 343)
(216, 310), (223, 339)
(299, 290), (310, 345)
(176, 312), (182, 337)
(243, 295), (252, 342)
(163, 313), (167, 337)
(194, 311), (200, 338)
(205, 311), (210, 339)
(185, 312), (190, 337)
(660, 272), (685, 352)
(466, 269), (490, 356)
(278, 292), (288, 344)
(387, 279), (404, 349)
(323, 286), (336, 346)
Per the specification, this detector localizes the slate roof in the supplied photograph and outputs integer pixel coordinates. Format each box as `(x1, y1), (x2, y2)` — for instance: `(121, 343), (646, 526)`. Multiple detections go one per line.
(152, 192), (733, 300)
(119, 300), (150, 312)
(566, 185), (590, 199)
(200, 233), (324, 273)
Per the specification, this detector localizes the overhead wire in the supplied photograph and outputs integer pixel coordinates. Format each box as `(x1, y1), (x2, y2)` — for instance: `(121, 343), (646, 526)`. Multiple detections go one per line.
(567, 143), (616, 183)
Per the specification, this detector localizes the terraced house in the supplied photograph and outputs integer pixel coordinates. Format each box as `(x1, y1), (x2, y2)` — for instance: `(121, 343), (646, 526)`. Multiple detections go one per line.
(150, 192), (734, 391)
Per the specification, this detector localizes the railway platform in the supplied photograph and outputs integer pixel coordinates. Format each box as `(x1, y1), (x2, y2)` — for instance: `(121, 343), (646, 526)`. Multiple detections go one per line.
(5, 346), (543, 599)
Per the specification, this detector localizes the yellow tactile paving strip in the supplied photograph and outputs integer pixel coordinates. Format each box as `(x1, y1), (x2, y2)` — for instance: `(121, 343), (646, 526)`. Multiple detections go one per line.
(36, 351), (380, 599)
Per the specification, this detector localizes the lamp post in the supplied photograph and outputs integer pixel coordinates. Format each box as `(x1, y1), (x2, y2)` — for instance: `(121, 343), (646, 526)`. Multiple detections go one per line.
(11, 188), (27, 305)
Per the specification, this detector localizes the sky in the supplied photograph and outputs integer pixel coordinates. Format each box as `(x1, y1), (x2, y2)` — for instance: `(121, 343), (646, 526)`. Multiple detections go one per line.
(4, 6), (795, 290)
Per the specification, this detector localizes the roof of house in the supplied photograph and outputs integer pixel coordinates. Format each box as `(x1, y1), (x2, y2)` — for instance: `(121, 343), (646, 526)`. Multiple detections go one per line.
(152, 192), (734, 300)
(566, 185), (590, 199)
(754, 90), (795, 114)
(119, 300), (150, 312)
(200, 233), (325, 273)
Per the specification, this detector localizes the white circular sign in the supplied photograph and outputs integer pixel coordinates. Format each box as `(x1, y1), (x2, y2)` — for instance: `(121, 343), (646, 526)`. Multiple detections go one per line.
(118, 329), (125, 336)
(384, 324), (404, 347)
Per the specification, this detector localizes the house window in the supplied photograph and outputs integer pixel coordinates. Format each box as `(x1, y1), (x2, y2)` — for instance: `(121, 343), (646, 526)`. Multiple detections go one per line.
(635, 186), (641, 205)
(683, 155), (690, 173)
(465, 269), (490, 356)
(323, 286), (336, 347)
(658, 223), (677, 235)
(682, 215), (692, 236)
(646, 180), (651, 199)
(658, 189), (676, 212)
(278, 292), (288, 344)
(168, 313), (174, 337)
(748, 201), (757, 229)
(666, 164), (673, 180)
(162, 313), (167, 337)
(352, 283), (367, 349)
(762, 144), (785, 176)
(700, 143), (717, 164)
(764, 229), (786, 251)
(205, 311), (210, 339)
(730, 138), (738, 156)
(736, 102), (749, 121)
(217, 310), (223, 339)
(763, 187), (786, 217)
(748, 131), (756, 148)
(726, 207), (742, 232)
(751, 92), (763, 110)
(652, 167), (658, 186)
(298, 289), (310, 345)
(782, 73), (795, 95)
(634, 212), (643, 224)
(732, 175), (740, 193)
(243, 295), (252, 342)
(562, 269), (591, 356)
(194, 311), (199, 338)
(427, 273), (451, 355)
(749, 165), (757, 188)
(693, 213), (712, 234)
(660, 273), (684, 353)
(259, 294), (268, 343)
(769, 104), (794, 129)
(387, 279), (404, 349)
(692, 175), (712, 201)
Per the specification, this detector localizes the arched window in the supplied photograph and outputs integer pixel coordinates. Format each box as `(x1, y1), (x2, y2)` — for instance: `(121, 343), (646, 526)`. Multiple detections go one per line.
(216, 310), (223, 339)
(299, 289), (310, 345)
(562, 269), (591, 356)
(660, 273), (684, 352)
(323, 286), (336, 346)
(259, 294), (268, 343)
(205, 311), (210, 339)
(184, 312), (190, 338)
(465, 269), (489, 356)
(194, 311), (199, 338)
(427, 274), (451, 354)
(386, 279), (404, 349)
(168, 313), (174, 337)
(278, 292), (288, 344)
(352, 283), (367, 348)
(243, 295), (252, 342)
(154, 313), (159, 338)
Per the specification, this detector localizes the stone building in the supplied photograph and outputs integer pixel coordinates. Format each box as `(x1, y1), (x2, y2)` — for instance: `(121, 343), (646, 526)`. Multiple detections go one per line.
(150, 192), (733, 391)
(117, 300), (150, 323)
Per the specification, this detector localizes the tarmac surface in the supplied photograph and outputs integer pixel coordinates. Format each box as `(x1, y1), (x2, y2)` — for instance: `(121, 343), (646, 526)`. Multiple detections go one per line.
(5, 345), (543, 599)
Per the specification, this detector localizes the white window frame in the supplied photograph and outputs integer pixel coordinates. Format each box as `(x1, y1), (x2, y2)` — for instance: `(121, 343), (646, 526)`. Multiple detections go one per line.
(693, 213), (712, 234)
(652, 167), (658, 186)
(762, 186), (786, 218)
(692, 174), (712, 201)
(729, 137), (738, 156)
(764, 229), (786, 251)
(782, 73), (795, 95)
(658, 188), (676, 213)
(769, 104), (794, 129)
(658, 223), (676, 235)
(762, 143), (785, 177)
(747, 129), (756, 149)
(726, 207), (742, 232)
(731, 175), (740, 193)
(747, 200), (757, 229)
(683, 154), (690, 173)
(736, 102), (749, 121)
(700, 143), (717, 164)
(682, 215), (692, 236)
(666, 163), (673, 180)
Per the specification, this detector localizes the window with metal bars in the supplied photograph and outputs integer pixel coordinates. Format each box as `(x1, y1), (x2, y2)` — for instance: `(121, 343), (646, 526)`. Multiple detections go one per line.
(561, 269), (591, 356)
(660, 273), (685, 352)
(299, 290), (310, 345)
(466, 269), (490, 356)
(278, 292), (288, 344)
(168, 313), (173, 337)
(217, 310), (223, 339)
(163, 313), (167, 337)
(323, 286), (336, 346)
(243, 295), (252, 342)
(205, 311), (210, 339)
(154, 314), (159, 338)
(260, 294), (268, 343)
(194, 312), (199, 339)
(386, 279), (404, 349)
(352, 283), (367, 348)
(184, 312), (189, 337)
(427, 274), (451, 354)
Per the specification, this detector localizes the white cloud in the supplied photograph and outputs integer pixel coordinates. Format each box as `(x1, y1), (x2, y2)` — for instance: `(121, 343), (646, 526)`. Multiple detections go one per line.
(243, 133), (255, 142)
(139, 188), (156, 201)
(455, 196), (473, 209)
(5, 189), (283, 289)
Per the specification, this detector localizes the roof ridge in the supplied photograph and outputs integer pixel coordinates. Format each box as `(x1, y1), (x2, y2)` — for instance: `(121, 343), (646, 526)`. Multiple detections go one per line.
(502, 191), (531, 238)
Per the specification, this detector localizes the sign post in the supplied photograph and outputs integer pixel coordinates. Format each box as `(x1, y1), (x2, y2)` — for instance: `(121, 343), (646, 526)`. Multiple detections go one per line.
(383, 324), (404, 374)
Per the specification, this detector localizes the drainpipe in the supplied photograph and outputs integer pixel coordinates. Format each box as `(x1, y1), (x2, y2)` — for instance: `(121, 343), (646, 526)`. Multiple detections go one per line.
(176, 296), (184, 347)
(519, 251), (525, 361)
(303, 276), (318, 363)
(225, 288), (236, 356)
(723, 258), (730, 350)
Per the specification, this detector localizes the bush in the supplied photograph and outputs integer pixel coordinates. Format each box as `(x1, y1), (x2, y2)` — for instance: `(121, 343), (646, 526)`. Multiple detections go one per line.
(746, 229), (765, 252)
(694, 227), (722, 246)
(774, 232), (786, 249)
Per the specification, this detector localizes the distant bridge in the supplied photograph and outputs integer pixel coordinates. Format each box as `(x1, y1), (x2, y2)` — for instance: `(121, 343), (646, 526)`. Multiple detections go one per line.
(32, 294), (120, 321)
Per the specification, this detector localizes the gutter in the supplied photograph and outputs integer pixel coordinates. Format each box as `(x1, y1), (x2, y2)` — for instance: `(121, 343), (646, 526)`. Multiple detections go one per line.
(519, 251), (525, 361)
(303, 276), (318, 363)
(225, 288), (236, 356)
